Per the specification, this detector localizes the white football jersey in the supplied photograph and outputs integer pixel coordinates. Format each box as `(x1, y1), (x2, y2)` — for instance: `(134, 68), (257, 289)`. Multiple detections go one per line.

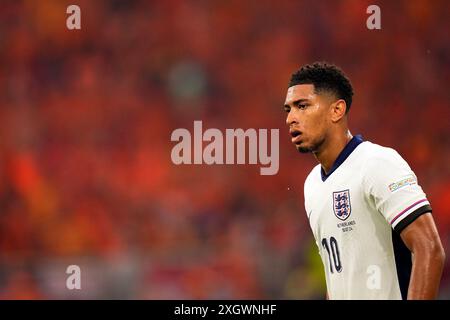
(304, 135), (432, 300)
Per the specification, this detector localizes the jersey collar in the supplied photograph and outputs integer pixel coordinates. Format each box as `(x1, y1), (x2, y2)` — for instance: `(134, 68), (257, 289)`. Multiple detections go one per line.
(321, 134), (364, 182)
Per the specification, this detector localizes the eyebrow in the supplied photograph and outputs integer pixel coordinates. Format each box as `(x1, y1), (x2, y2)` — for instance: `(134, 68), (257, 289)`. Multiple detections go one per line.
(284, 98), (310, 108)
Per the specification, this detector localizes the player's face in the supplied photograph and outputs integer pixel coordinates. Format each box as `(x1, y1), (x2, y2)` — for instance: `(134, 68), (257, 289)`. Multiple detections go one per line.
(284, 84), (331, 153)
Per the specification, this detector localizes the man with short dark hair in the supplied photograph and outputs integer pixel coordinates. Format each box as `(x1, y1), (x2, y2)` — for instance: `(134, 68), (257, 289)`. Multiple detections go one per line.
(284, 62), (445, 300)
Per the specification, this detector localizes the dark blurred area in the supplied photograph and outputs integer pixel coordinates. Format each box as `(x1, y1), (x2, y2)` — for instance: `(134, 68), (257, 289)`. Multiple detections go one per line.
(0, 0), (449, 299)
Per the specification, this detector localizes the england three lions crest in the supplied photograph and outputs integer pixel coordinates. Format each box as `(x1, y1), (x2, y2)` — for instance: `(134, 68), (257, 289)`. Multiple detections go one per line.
(333, 189), (351, 221)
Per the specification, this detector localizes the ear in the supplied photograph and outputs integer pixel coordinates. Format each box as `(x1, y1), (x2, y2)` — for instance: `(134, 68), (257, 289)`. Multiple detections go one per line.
(330, 99), (347, 123)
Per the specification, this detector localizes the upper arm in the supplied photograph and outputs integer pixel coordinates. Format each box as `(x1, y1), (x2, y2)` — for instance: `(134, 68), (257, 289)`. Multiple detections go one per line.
(400, 212), (444, 255)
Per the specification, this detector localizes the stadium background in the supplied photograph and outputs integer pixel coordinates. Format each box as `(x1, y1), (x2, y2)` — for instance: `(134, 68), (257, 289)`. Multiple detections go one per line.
(0, 0), (449, 299)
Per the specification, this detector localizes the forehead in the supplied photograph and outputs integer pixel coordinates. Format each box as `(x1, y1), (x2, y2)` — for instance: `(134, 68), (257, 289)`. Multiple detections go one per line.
(284, 84), (316, 104)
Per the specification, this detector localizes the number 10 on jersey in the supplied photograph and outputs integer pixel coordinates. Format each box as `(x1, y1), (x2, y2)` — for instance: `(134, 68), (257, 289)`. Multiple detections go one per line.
(322, 237), (342, 273)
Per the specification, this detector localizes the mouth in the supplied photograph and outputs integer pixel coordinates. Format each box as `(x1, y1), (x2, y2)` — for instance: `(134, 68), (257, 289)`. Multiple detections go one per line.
(290, 129), (302, 144)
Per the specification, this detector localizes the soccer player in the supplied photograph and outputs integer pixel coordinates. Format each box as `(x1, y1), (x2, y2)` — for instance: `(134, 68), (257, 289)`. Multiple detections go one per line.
(284, 62), (445, 300)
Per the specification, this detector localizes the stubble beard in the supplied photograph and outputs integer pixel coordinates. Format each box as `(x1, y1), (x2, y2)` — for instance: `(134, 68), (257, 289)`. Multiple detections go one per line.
(296, 136), (326, 154)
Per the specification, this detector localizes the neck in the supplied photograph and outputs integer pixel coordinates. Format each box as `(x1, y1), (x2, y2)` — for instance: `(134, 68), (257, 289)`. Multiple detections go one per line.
(314, 130), (353, 174)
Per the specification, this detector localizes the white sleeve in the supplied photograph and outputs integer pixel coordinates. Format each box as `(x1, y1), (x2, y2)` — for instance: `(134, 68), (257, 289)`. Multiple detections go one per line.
(363, 148), (432, 233)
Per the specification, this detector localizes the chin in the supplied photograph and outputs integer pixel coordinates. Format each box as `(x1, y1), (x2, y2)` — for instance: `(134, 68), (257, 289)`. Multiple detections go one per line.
(296, 144), (313, 154)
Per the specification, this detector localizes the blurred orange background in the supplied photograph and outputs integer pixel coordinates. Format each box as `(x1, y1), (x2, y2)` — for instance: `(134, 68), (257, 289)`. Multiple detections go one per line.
(0, 0), (449, 299)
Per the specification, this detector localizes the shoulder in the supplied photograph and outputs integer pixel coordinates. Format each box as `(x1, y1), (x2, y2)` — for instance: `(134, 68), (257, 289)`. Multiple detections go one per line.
(360, 141), (410, 170)
(303, 164), (321, 213)
(359, 141), (414, 188)
(304, 164), (321, 192)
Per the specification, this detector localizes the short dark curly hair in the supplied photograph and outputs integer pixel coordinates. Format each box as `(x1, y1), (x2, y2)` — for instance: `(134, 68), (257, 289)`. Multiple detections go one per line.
(289, 62), (354, 113)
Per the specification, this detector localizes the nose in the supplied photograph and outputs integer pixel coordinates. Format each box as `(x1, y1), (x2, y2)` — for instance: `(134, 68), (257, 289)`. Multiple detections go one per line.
(286, 109), (298, 127)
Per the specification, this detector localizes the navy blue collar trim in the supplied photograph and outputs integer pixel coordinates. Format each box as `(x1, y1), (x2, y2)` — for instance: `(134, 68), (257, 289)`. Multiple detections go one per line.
(321, 135), (364, 182)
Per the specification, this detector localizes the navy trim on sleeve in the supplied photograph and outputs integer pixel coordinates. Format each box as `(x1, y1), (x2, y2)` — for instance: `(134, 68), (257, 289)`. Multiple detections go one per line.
(394, 204), (432, 234)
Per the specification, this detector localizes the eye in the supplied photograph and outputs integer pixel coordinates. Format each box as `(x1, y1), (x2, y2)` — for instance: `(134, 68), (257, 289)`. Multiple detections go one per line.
(284, 107), (290, 113)
(298, 104), (307, 110)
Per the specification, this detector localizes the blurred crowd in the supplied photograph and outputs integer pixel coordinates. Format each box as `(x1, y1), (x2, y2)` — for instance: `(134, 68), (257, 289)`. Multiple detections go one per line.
(0, 0), (449, 299)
